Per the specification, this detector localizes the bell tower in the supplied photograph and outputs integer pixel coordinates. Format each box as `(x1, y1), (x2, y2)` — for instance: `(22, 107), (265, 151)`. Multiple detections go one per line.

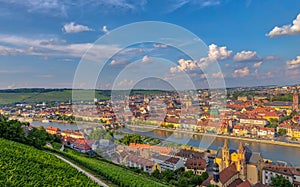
(293, 89), (299, 112)
(222, 139), (230, 170)
(237, 142), (247, 179)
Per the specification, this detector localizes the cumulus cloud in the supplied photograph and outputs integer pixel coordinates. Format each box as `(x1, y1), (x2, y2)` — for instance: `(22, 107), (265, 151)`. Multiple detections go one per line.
(207, 44), (233, 61)
(141, 55), (152, 64)
(63, 22), (93, 33)
(232, 67), (249, 77)
(286, 56), (300, 69)
(170, 59), (198, 73)
(170, 44), (232, 73)
(102, 25), (109, 34)
(233, 50), (261, 62)
(199, 44), (232, 67)
(267, 13), (300, 37)
(253, 61), (263, 68)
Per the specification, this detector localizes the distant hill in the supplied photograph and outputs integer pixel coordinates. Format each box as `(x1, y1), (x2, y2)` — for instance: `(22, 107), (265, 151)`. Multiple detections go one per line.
(0, 138), (98, 186)
(0, 88), (168, 105)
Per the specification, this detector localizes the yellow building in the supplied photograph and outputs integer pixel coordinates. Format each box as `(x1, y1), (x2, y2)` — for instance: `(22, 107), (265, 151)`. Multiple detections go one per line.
(214, 140), (264, 185)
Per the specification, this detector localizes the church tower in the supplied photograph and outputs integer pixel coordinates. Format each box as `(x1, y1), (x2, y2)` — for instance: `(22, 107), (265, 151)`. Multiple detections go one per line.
(221, 139), (230, 170)
(237, 142), (247, 179)
(293, 90), (299, 112)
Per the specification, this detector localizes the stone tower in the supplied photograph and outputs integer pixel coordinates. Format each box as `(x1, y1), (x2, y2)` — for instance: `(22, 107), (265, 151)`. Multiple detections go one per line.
(222, 139), (230, 170)
(293, 90), (299, 112)
(237, 142), (247, 179)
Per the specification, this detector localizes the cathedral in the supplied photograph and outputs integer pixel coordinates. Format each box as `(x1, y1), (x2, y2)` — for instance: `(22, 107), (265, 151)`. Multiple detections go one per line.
(214, 139), (264, 185)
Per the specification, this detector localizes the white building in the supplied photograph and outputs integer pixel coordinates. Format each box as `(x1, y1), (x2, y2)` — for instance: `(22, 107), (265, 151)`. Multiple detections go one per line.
(262, 166), (300, 187)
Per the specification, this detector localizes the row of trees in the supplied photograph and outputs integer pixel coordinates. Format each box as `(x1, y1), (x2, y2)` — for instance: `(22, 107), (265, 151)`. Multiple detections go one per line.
(116, 134), (161, 145)
(151, 167), (209, 187)
(49, 148), (167, 187)
(0, 115), (61, 149)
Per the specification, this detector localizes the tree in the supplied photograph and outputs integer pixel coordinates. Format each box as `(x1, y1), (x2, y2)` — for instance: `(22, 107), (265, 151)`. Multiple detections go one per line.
(178, 177), (188, 187)
(278, 129), (287, 136)
(151, 169), (161, 179)
(271, 175), (293, 187)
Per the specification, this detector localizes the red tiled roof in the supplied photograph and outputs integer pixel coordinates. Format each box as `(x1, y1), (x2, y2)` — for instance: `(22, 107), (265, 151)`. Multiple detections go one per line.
(184, 158), (206, 170)
(237, 180), (251, 187)
(263, 165), (300, 176)
(219, 164), (239, 184)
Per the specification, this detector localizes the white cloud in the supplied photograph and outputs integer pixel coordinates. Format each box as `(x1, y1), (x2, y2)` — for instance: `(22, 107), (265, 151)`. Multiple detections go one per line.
(267, 13), (300, 37)
(170, 59), (198, 73)
(0, 45), (25, 55)
(102, 25), (109, 34)
(7, 83), (15, 89)
(109, 59), (129, 66)
(286, 56), (300, 69)
(141, 55), (152, 64)
(198, 44), (232, 68)
(115, 79), (134, 89)
(0, 34), (120, 59)
(0, 0), (67, 17)
(207, 44), (233, 61)
(153, 43), (168, 48)
(212, 72), (225, 78)
(233, 50), (261, 62)
(170, 44), (232, 73)
(63, 22), (93, 33)
(232, 67), (249, 77)
(253, 61), (263, 68)
(167, 0), (222, 13)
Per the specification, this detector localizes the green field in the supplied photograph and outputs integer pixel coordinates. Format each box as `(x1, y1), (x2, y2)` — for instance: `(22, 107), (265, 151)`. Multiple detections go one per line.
(0, 88), (168, 105)
(0, 138), (99, 187)
(0, 89), (111, 105)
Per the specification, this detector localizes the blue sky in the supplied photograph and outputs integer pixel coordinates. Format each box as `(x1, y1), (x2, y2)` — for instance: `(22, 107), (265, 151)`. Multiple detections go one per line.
(1, 0), (300, 89)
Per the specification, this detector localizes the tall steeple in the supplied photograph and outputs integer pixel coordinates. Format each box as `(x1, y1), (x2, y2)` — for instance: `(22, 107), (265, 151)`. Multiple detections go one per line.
(237, 142), (247, 179)
(222, 139), (230, 170)
(238, 142), (245, 154)
(223, 139), (229, 150)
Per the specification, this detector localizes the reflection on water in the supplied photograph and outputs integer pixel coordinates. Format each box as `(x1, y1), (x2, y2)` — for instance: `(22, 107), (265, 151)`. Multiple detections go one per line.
(120, 127), (300, 166)
(31, 121), (300, 166)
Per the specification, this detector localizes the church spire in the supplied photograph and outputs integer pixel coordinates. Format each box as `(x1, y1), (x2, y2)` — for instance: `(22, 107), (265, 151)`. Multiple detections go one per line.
(238, 142), (245, 153)
(223, 139), (229, 150)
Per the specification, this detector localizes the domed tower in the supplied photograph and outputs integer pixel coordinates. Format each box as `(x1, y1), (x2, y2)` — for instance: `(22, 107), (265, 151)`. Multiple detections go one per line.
(213, 163), (220, 183)
(222, 139), (230, 170)
(237, 142), (247, 179)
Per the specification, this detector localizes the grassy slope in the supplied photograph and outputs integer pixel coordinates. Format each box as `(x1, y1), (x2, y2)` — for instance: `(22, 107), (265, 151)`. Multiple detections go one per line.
(0, 138), (99, 187)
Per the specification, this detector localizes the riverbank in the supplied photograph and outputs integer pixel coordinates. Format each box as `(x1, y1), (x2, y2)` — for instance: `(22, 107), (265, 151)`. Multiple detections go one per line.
(125, 124), (300, 149)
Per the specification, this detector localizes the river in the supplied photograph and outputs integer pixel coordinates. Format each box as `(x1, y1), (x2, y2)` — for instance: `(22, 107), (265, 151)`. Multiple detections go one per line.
(31, 121), (300, 166)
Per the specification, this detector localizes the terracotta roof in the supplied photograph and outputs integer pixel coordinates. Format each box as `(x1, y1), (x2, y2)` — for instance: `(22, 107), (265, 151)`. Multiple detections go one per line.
(184, 158), (206, 170)
(263, 165), (300, 176)
(219, 164), (239, 184)
(228, 178), (243, 187)
(236, 180), (251, 187)
(127, 155), (155, 167)
(46, 126), (60, 131)
(201, 175), (212, 186)
(175, 149), (204, 159)
(165, 157), (180, 164)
